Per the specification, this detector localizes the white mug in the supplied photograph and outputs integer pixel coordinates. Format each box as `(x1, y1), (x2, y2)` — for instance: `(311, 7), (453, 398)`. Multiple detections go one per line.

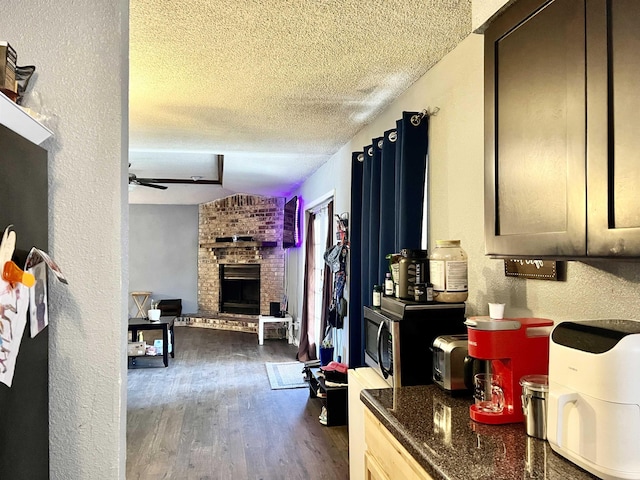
(488, 303), (506, 320)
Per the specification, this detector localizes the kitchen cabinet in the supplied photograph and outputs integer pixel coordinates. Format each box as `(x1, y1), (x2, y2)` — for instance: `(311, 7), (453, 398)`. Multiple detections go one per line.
(484, 0), (640, 258)
(364, 451), (390, 480)
(364, 409), (433, 480)
(348, 368), (391, 480)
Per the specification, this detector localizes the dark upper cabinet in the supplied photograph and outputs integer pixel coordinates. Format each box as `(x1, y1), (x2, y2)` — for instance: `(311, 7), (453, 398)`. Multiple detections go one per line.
(587, 0), (640, 256)
(485, 0), (640, 258)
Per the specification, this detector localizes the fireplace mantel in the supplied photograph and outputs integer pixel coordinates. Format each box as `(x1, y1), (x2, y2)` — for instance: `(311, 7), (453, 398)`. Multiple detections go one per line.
(200, 240), (279, 250)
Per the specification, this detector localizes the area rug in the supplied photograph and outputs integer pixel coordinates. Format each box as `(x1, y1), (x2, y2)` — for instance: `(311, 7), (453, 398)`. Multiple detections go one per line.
(265, 361), (308, 390)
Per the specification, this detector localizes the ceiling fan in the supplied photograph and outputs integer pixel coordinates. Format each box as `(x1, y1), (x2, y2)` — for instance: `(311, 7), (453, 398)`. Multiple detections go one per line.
(128, 155), (224, 190)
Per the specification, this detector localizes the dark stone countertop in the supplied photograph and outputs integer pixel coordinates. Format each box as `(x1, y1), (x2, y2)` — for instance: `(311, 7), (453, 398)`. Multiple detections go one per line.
(361, 385), (598, 480)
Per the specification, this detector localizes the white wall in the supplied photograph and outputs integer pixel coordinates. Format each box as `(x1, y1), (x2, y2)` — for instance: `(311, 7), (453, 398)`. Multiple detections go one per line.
(288, 32), (640, 364)
(129, 205), (198, 315)
(472, 0), (513, 32)
(2, 1), (128, 478)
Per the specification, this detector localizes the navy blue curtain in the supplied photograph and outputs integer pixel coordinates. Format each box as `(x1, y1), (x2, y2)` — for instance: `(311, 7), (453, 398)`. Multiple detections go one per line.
(348, 152), (364, 367)
(378, 129), (397, 279)
(359, 144), (373, 338)
(368, 138), (383, 295)
(395, 112), (429, 251)
(348, 111), (429, 367)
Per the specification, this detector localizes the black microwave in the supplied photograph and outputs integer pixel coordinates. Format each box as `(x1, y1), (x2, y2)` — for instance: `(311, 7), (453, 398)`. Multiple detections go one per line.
(363, 297), (466, 388)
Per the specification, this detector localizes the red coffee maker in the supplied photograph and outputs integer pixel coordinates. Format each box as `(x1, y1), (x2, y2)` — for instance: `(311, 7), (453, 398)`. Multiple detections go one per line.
(465, 317), (553, 424)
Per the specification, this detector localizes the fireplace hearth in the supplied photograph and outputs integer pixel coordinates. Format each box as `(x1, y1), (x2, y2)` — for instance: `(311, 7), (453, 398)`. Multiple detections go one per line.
(219, 264), (260, 315)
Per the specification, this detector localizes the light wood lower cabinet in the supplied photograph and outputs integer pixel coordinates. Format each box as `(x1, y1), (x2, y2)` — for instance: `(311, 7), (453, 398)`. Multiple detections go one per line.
(348, 368), (391, 480)
(365, 450), (390, 480)
(364, 409), (433, 480)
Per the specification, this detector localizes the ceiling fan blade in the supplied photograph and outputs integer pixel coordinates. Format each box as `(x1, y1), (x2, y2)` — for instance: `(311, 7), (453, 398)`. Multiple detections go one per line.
(129, 154), (224, 188)
(136, 181), (168, 190)
(136, 177), (222, 185)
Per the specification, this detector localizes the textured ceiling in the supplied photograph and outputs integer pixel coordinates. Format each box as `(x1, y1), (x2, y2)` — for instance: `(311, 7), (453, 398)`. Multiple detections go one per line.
(128, 0), (472, 204)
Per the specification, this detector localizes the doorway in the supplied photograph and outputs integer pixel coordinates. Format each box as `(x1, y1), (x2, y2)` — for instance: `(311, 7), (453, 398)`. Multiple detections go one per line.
(297, 196), (333, 361)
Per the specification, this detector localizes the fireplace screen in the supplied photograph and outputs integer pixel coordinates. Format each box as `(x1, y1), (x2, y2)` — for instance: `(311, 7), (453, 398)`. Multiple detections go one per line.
(219, 264), (260, 315)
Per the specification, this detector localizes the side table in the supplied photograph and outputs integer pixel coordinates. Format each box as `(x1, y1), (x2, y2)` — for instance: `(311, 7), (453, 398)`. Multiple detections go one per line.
(258, 314), (293, 345)
(128, 316), (175, 367)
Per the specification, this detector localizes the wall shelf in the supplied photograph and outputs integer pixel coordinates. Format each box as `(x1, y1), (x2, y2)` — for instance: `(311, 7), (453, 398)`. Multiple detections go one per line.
(200, 241), (279, 249)
(0, 92), (53, 145)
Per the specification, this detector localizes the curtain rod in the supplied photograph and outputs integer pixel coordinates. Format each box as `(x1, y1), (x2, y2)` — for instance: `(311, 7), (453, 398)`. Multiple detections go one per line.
(356, 107), (439, 162)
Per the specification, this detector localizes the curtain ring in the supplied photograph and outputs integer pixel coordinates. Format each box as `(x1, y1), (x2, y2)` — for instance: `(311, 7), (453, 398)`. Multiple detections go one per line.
(367, 147), (373, 156)
(388, 131), (397, 142)
(411, 109), (428, 126)
(377, 139), (384, 148)
(357, 153), (364, 162)
(410, 107), (440, 126)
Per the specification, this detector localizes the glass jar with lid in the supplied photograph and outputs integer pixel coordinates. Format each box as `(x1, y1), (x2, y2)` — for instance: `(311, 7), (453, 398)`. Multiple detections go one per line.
(429, 240), (468, 303)
(398, 249), (428, 300)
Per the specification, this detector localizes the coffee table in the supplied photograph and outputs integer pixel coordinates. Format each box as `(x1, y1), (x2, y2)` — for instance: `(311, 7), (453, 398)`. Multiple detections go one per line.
(128, 316), (175, 367)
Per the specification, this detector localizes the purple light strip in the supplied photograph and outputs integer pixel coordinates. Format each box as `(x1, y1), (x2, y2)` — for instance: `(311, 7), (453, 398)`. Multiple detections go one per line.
(294, 196), (301, 247)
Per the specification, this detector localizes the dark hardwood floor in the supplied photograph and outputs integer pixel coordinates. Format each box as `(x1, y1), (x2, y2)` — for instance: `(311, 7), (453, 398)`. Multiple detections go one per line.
(127, 326), (349, 480)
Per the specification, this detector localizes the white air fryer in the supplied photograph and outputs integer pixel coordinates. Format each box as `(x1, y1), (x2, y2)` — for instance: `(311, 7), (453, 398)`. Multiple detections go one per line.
(548, 320), (640, 480)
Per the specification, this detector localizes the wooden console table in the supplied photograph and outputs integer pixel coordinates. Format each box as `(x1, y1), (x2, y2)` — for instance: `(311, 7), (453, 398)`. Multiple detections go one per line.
(128, 316), (175, 367)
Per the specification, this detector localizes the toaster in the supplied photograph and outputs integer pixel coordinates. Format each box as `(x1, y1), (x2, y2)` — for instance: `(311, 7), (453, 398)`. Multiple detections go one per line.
(432, 334), (468, 392)
(548, 320), (640, 480)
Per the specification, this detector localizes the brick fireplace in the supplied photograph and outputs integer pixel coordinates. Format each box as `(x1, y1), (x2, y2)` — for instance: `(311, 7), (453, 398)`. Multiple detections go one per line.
(219, 263), (261, 314)
(188, 194), (286, 334)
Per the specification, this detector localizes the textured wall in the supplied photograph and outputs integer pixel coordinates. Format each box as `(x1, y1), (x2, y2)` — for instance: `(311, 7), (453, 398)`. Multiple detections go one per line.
(2, 0), (128, 478)
(290, 33), (640, 364)
(129, 204), (198, 314)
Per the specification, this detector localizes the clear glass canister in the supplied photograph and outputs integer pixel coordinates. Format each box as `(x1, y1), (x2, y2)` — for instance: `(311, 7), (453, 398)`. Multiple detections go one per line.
(429, 240), (468, 303)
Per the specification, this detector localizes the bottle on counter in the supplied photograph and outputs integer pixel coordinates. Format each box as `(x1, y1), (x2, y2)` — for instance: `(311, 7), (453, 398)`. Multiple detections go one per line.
(429, 240), (468, 303)
(426, 282), (434, 302)
(384, 272), (394, 296)
(413, 282), (435, 303)
(373, 284), (382, 307)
